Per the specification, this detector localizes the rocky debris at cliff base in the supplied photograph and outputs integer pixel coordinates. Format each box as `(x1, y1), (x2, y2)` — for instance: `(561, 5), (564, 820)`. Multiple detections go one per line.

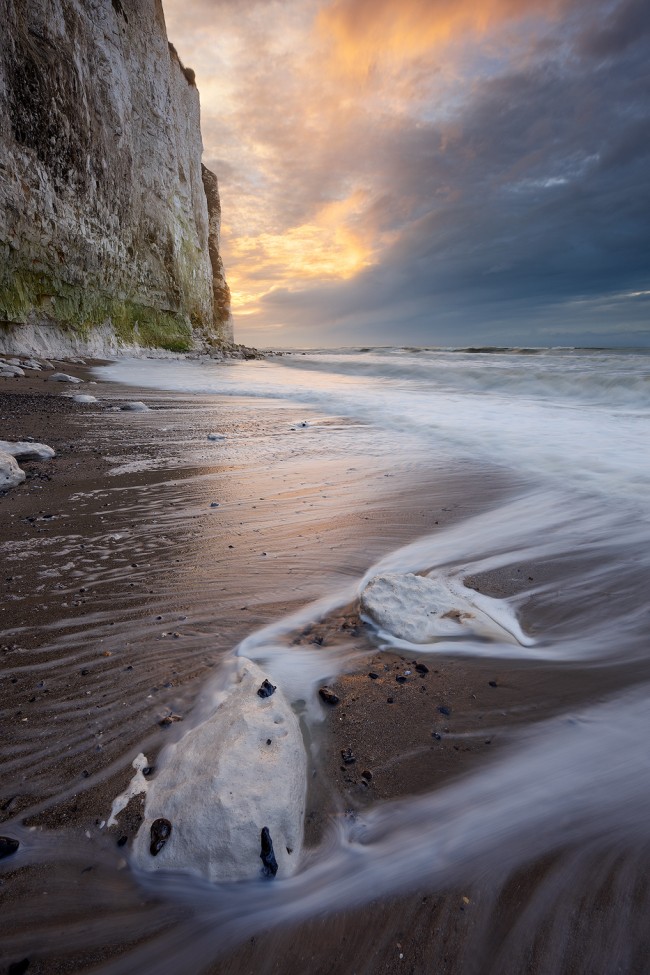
(72, 394), (98, 404)
(131, 657), (306, 882)
(0, 440), (56, 461)
(360, 572), (532, 646)
(0, 450), (27, 490)
(120, 402), (150, 412)
(49, 373), (82, 384)
(0, 364), (25, 378)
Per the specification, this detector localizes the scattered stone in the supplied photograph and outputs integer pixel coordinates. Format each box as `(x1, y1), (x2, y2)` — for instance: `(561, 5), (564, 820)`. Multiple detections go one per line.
(361, 769), (373, 781)
(8, 960), (30, 975)
(341, 747), (356, 765)
(72, 394), (98, 404)
(387, 697), (394, 704)
(0, 440), (55, 461)
(159, 713), (183, 727)
(368, 672), (379, 680)
(117, 836), (128, 848)
(0, 451), (26, 491)
(0, 836), (20, 859)
(260, 826), (278, 877)
(438, 705), (451, 716)
(257, 679), (277, 699)
(120, 401), (150, 412)
(415, 662), (429, 674)
(396, 675), (407, 684)
(149, 818), (172, 856)
(488, 680), (498, 687)
(207, 432), (225, 441)
(49, 373), (81, 383)
(319, 686), (340, 706)
(142, 766), (155, 777)
(431, 732), (442, 740)
(0, 365), (25, 378)
(209, 501), (220, 508)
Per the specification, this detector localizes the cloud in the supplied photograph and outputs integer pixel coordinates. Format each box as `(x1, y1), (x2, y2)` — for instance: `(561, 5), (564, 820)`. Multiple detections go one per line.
(162, 0), (650, 346)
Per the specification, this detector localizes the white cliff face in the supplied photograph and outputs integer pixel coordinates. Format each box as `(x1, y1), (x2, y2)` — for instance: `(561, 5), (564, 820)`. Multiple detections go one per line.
(0, 0), (233, 355)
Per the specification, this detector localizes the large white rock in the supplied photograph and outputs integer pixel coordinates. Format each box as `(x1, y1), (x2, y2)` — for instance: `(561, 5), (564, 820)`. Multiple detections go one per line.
(0, 440), (55, 461)
(360, 572), (532, 646)
(131, 657), (306, 883)
(0, 450), (26, 490)
(49, 373), (82, 383)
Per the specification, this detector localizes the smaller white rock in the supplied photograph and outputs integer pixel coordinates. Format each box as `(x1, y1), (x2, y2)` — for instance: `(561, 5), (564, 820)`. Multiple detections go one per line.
(207, 432), (225, 441)
(120, 401), (150, 412)
(72, 394), (98, 404)
(0, 440), (55, 461)
(0, 450), (26, 490)
(22, 359), (43, 371)
(50, 373), (82, 383)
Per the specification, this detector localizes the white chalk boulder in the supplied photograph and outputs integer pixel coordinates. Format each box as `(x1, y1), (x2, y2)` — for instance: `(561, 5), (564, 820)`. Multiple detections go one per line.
(0, 365), (25, 378)
(72, 394), (98, 404)
(0, 450), (26, 490)
(131, 657), (306, 883)
(0, 440), (55, 461)
(21, 359), (43, 371)
(120, 401), (150, 412)
(50, 373), (81, 383)
(360, 572), (533, 646)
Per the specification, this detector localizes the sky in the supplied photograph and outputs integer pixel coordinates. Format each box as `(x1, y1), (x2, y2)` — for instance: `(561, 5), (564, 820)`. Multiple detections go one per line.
(162, 0), (650, 348)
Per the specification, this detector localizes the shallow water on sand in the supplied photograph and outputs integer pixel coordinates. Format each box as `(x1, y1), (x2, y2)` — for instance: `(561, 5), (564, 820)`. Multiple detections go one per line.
(1, 347), (649, 974)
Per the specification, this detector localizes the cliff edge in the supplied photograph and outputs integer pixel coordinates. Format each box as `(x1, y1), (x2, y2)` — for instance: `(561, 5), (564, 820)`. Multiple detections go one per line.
(0, 0), (233, 356)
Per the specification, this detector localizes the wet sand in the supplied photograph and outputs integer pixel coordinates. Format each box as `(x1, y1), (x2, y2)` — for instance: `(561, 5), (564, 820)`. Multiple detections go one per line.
(1, 361), (647, 974)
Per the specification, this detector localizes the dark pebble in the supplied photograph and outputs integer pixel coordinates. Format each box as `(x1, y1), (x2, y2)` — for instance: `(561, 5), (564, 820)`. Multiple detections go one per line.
(438, 705), (451, 716)
(368, 672), (379, 680)
(431, 732), (442, 740)
(260, 825), (278, 877)
(396, 675), (407, 684)
(387, 697), (394, 704)
(0, 836), (20, 859)
(488, 680), (498, 687)
(257, 679), (277, 699)
(341, 747), (356, 765)
(361, 769), (372, 781)
(415, 662), (429, 674)
(8, 960), (30, 975)
(266, 738), (272, 745)
(319, 686), (340, 705)
(117, 836), (128, 848)
(142, 766), (155, 777)
(81, 668), (90, 676)
(150, 818), (172, 856)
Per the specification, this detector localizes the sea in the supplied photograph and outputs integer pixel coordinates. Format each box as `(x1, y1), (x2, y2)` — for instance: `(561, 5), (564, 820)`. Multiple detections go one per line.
(3, 345), (650, 973)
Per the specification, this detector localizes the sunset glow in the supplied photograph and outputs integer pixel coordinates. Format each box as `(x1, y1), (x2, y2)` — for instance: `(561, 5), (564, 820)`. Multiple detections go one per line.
(163, 0), (649, 347)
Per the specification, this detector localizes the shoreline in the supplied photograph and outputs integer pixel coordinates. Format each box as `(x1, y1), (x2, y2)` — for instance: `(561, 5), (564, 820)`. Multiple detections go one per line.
(0, 356), (645, 974)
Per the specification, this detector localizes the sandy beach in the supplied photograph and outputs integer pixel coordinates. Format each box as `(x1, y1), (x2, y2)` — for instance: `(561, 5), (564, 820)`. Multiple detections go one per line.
(1, 356), (649, 975)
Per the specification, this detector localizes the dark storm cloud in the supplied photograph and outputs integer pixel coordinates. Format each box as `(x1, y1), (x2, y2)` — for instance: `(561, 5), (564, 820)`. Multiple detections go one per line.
(246, 0), (650, 345)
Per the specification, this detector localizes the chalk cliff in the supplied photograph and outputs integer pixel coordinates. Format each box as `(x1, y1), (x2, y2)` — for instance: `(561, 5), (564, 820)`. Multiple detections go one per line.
(0, 0), (233, 355)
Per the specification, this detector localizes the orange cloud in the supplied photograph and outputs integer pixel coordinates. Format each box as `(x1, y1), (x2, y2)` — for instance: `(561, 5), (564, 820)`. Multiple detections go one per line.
(318, 0), (568, 75)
